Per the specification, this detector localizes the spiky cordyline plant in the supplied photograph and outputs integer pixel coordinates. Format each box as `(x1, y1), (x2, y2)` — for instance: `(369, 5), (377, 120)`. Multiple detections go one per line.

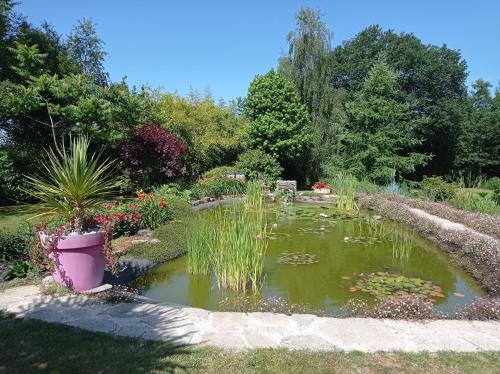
(26, 136), (122, 233)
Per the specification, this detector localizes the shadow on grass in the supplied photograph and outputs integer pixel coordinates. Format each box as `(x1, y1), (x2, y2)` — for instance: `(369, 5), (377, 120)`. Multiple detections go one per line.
(0, 294), (196, 373)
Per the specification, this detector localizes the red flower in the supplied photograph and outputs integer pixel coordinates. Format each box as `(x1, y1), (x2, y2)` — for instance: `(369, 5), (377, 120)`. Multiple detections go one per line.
(160, 197), (167, 209)
(313, 181), (327, 189)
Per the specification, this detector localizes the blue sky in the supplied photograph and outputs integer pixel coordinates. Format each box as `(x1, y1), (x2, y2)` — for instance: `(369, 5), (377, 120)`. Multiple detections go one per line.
(17, 0), (500, 100)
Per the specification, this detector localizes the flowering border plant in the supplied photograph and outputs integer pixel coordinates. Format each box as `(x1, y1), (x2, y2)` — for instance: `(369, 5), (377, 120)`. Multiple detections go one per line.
(313, 181), (329, 190)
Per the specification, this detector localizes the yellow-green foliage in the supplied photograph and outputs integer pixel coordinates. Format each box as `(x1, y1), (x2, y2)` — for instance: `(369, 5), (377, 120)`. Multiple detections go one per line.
(151, 91), (248, 176)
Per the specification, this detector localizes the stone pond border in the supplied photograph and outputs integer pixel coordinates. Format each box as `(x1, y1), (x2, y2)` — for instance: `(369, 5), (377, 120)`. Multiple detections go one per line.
(1, 285), (500, 352)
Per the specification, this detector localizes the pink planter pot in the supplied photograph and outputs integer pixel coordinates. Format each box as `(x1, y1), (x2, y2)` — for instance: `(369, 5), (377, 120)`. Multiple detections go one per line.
(43, 231), (106, 291)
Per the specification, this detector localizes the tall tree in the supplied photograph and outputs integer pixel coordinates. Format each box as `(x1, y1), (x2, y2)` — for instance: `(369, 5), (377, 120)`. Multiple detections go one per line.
(455, 80), (500, 177)
(66, 19), (108, 85)
(244, 70), (311, 180)
(329, 25), (468, 176)
(337, 58), (430, 184)
(279, 7), (332, 115)
(278, 7), (338, 179)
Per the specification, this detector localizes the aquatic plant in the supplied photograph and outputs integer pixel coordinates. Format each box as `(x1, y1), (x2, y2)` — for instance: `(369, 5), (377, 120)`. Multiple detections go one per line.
(363, 216), (387, 238)
(353, 272), (444, 300)
(187, 180), (269, 292)
(245, 179), (264, 209)
(329, 172), (359, 211)
(276, 251), (319, 265)
(343, 236), (380, 245)
(186, 216), (213, 275)
(388, 223), (415, 265)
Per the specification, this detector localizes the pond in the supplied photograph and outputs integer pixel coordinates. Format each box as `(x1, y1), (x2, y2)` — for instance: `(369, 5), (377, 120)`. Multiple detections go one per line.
(133, 203), (484, 315)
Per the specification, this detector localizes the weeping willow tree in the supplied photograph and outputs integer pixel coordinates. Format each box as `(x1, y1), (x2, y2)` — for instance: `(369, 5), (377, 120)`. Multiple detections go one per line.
(278, 7), (346, 180)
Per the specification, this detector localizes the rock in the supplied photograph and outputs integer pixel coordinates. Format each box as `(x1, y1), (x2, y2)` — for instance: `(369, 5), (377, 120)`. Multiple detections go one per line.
(374, 215), (382, 220)
(319, 213), (330, 218)
(82, 284), (112, 294)
(137, 229), (152, 236)
(42, 275), (53, 284)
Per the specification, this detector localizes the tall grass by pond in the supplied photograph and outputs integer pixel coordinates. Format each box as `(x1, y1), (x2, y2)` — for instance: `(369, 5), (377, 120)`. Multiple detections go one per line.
(186, 216), (213, 275)
(363, 216), (415, 265)
(187, 181), (269, 292)
(329, 172), (359, 211)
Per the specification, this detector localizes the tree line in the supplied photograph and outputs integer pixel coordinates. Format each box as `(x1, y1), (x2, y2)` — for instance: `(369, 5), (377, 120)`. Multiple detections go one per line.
(275, 8), (499, 184)
(0, 2), (498, 205)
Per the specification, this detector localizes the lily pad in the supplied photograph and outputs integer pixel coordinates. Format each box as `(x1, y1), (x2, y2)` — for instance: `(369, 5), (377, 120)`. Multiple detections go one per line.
(276, 252), (319, 265)
(353, 272), (443, 300)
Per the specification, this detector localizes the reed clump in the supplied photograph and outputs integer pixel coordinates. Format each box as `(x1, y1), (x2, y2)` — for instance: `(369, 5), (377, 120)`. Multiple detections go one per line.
(187, 181), (269, 293)
(330, 172), (359, 211)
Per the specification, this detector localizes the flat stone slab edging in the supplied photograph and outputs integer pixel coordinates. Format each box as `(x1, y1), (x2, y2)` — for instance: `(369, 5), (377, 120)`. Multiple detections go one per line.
(1, 286), (500, 352)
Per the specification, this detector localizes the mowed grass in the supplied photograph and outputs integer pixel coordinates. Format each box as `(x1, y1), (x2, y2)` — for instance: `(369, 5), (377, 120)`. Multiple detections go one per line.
(1, 313), (499, 373)
(0, 204), (43, 231)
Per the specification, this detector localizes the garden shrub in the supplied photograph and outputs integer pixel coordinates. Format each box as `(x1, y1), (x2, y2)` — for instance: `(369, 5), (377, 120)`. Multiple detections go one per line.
(0, 148), (34, 205)
(136, 192), (177, 230)
(126, 220), (190, 263)
(0, 225), (34, 262)
(94, 202), (142, 237)
(202, 166), (238, 180)
(420, 176), (456, 201)
(192, 177), (246, 199)
(449, 191), (499, 215)
(482, 177), (500, 191)
(2, 260), (39, 280)
(93, 189), (192, 236)
(492, 187), (500, 206)
(154, 184), (193, 202)
(120, 123), (187, 188)
(234, 149), (283, 187)
(455, 297), (500, 320)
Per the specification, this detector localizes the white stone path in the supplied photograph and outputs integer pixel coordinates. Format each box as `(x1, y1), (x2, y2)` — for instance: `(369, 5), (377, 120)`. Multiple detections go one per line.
(1, 285), (500, 352)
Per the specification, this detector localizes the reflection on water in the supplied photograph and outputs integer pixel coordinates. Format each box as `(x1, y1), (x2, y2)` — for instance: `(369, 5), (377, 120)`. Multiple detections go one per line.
(134, 204), (484, 315)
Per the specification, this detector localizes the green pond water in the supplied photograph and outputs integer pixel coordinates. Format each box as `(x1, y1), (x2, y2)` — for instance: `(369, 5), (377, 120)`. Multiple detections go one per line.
(134, 203), (484, 315)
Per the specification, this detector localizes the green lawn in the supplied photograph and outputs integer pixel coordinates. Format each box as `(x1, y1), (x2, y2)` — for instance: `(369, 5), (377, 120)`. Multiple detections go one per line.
(1, 313), (499, 373)
(0, 204), (43, 231)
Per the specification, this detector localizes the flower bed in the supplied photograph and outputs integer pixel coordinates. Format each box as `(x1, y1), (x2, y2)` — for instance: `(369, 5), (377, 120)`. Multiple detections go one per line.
(358, 193), (500, 295)
(379, 192), (500, 239)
